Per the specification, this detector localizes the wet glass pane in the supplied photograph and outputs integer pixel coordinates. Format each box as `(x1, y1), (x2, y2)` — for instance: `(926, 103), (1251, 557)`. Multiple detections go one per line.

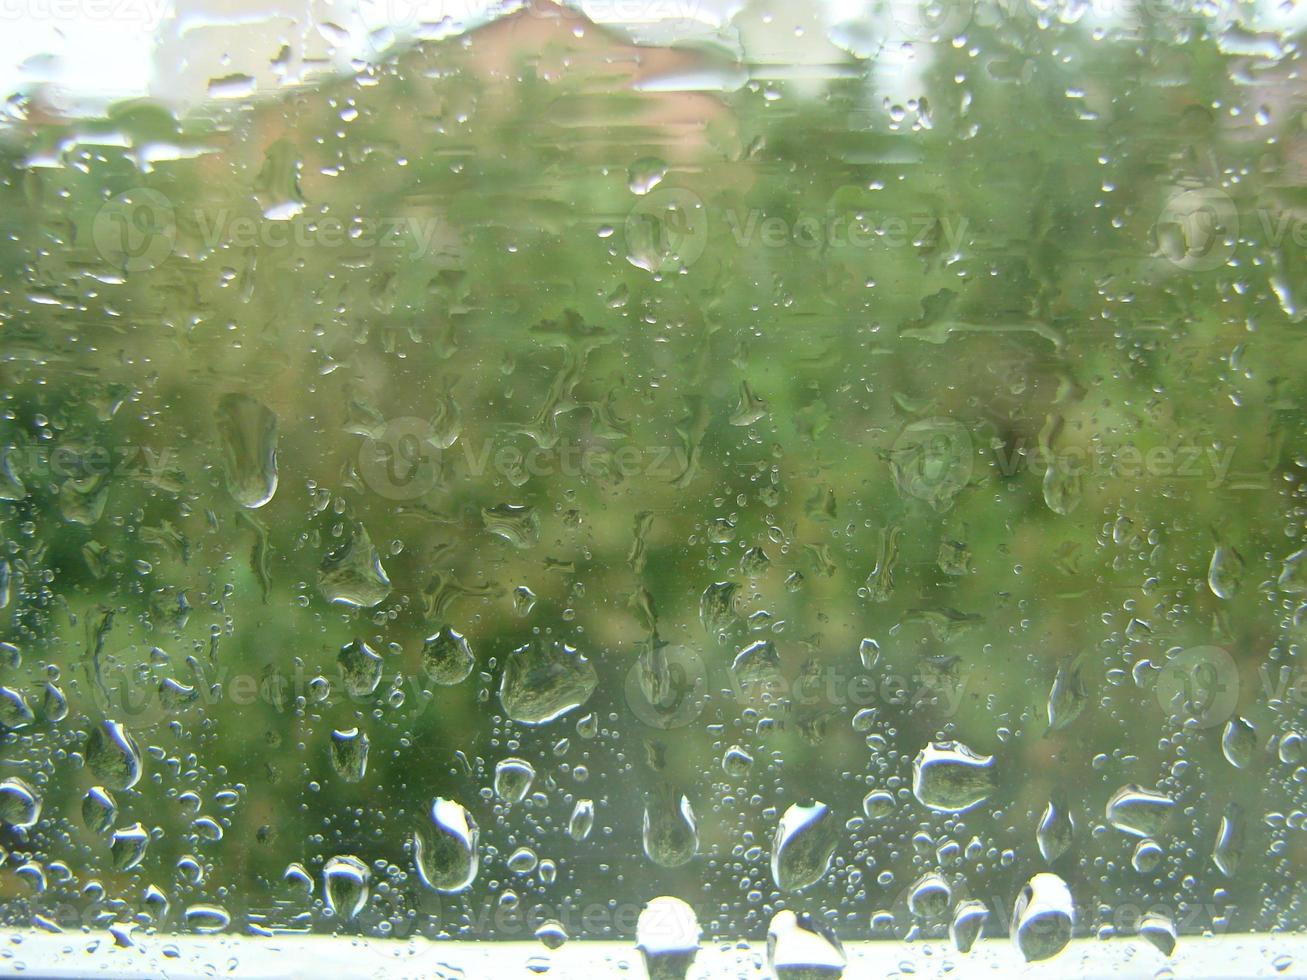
(0, 0), (1305, 974)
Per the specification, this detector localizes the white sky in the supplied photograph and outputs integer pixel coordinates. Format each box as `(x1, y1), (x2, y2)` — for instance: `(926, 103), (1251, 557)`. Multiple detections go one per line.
(0, 0), (1301, 115)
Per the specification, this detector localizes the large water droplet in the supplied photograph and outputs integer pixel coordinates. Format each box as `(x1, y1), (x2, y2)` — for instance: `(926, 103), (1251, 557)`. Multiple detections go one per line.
(216, 393), (278, 508)
(908, 871), (952, 920)
(628, 157), (668, 196)
(421, 626), (475, 686)
(0, 777), (40, 829)
(1139, 911), (1176, 956)
(110, 822), (150, 871)
(1207, 541), (1244, 600)
(185, 904), (230, 934)
(700, 581), (740, 638)
(414, 797), (479, 893)
(1046, 656), (1086, 733)
(950, 899), (988, 954)
(1131, 838), (1163, 874)
(494, 757), (536, 804)
(338, 640), (383, 698)
(1106, 784), (1175, 838)
(329, 728), (369, 783)
(82, 786), (117, 835)
(1221, 716), (1257, 769)
(0, 687), (34, 729)
(767, 909), (846, 979)
(771, 801), (838, 892)
(535, 918), (568, 950)
(1012, 872), (1073, 963)
(643, 785), (698, 868)
(322, 854), (370, 920)
(318, 522), (391, 608)
(499, 639), (597, 725)
(912, 741), (994, 813)
(86, 720), (143, 791)
(636, 896), (699, 980)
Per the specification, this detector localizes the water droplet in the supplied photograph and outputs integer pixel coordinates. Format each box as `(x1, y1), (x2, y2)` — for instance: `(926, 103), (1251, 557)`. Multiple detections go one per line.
(82, 786), (117, 835)
(1212, 803), (1244, 878)
(110, 823), (150, 871)
(422, 627), (475, 685)
(318, 521), (391, 608)
(1106, 785), (1175, 838)
(507, 846), (538, 874)
(329, 728), (369, 783)
(1041, 457), (1082, 515)
(40, 683), (67, 723)
(535, 918), (567, 950)
(1046, 656), (1086, 733)
(0, 687), (34, 729)
(1012, 872), (1074, 963)
(771, 801), (838, 892)
(284, 862), (313, 895)
(568, 799), (594, 842)
(0, 777), (40, 829)
(1131, 838), (1163, 874)
(637, 896), (699, 980)
(184, 904), (230, 934)
(1221, 716), (1257, 769)
(1036, 798), (1073, 862)
(499, 639), (597, 725)
(700, 581), (741, 638)
(482, 503), (540, 549)
(908, 871), (951, 920)
(912, 741), (995, 813)
(338, 640), (383, 698)
(767, 909), (845, 979)
(722, 746), (754, 778)
(643, 785), (698, 868)
(322, 854), (370, 920)
(731, 638), (782, 694)
(862, 790), (895, 820)
(628, 157), (668, 196)
(729, 381), (768, 426)
(494, 757), (536, 804)
(950, 899), (989, 954)
(414, 797), (479, 893)
(216, 393), (278, 508)
(858, 638), (881, 670)
(86, 721), (143, 791)
(1139, 911), (1176, 956)
(1207, 541), (1244, 600)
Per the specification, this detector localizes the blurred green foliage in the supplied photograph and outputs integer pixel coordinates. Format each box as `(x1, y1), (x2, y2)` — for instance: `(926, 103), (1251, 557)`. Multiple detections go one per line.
(0, 0), (1304, 946)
